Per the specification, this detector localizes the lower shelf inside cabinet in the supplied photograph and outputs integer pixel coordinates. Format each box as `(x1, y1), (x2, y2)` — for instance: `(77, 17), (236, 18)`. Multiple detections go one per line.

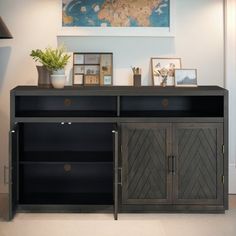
(21, 151), (113, 162)
(19, 157), (113, 205)
(19, 193), (113, 205)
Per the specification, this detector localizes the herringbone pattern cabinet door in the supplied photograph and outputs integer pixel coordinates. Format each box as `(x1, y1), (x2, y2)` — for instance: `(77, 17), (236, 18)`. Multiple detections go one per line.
(173, 123), (224, 205)
(121, 123), (172, 204)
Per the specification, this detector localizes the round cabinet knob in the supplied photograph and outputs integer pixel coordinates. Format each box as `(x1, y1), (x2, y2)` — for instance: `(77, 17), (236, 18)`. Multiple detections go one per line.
(162, 98), (169, 109)
(64, 164), (72, 172)
(64, 98), (72, 106)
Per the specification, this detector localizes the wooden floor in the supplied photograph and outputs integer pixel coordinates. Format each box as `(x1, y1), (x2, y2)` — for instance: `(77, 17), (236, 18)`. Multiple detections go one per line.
(0, 195), (236, 236)
(229, 194), (236, 208)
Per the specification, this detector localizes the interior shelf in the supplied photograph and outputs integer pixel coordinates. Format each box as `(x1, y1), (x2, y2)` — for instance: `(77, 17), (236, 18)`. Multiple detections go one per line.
(15, 96), (117, 117)
(16, 110), (117, 117)
(19, 193), (113, 205)
(120, 96), (224, 118)
(120, 111), (223, 118)
(19, 162), (113, 205)
(18, 122), (114, 206)
(20, 151), (113, 163)
(21, 123), (114, 153)
(15, 94), (224, 118)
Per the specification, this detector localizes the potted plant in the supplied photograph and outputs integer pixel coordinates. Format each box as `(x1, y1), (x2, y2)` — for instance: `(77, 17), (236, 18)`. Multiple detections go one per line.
(30, 46), (71, 88)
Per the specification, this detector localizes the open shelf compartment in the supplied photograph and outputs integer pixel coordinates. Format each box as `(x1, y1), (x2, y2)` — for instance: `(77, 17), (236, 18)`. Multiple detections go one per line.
(18, 122), (115, 205)
(15, 96), (117, 117)
(19, 163), (113, 205)
(120, 96), (224, 117)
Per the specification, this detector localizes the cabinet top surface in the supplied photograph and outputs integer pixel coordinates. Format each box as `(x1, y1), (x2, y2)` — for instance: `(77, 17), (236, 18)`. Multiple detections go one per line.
(11, 86), (227, 96)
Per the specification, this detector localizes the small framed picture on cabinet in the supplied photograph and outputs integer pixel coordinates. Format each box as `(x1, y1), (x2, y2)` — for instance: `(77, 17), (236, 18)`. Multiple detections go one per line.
(175, 69), (198, 87)
(151, 57), (182, 86)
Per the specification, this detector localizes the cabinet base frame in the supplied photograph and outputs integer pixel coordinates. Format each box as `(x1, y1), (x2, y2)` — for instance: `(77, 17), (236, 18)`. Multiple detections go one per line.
(120, 205), (225, 213)
(17, 204), (113, 213)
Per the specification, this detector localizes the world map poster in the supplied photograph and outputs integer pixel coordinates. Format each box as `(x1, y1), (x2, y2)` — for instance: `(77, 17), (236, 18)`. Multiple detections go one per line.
(62, 0), (170, 28)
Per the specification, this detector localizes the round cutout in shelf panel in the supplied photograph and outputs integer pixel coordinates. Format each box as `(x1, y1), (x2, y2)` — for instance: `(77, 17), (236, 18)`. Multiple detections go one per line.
(64, 98), (72, 106)
(162, 98), (169, 109)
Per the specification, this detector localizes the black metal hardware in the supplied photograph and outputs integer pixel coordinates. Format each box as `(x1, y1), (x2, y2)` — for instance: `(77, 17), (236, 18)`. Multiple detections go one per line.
(4, 165), (9, 185)
(172, 156), (176, 175)
(168, 156), (173, 174)
(118, 167), (122, 186)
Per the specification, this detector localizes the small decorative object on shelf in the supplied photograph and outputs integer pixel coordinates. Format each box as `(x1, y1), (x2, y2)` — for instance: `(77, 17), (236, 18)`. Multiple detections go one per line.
(73, 53), (113, 86)
(151, 57), (182, 86)
(131, 67), (142, 87)
(175, 69), (198, 87)
(35, 65), (51, 87)
(84, 75), (100, 85)
(30, 45), (71, 89)
(157, 67), (169, 87)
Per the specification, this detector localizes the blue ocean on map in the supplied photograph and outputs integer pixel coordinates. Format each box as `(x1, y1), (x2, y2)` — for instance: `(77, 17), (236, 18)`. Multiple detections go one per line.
(63, 0), (170, 27)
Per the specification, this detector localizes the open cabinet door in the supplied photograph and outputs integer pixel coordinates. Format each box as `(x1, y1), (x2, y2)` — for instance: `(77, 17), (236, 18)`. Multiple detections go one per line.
(112, 129), (119, 220)
(9, 124), (19, 220)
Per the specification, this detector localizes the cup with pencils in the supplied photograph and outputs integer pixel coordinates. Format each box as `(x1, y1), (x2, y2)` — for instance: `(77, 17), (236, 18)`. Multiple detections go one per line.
(131, 67), (142, 87)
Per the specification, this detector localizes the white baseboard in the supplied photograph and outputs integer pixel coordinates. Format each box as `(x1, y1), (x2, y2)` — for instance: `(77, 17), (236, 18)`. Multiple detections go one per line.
(229, 163), (236, 194)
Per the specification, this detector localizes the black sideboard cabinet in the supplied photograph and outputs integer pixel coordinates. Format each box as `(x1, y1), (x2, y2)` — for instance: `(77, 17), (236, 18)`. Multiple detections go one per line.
(0, 86), (228, 220)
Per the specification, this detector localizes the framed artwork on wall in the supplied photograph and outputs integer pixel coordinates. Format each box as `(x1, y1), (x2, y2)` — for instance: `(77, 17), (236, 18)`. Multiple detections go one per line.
(151, 57), (182, 86)
(59, 0), (175, 37)
(175, 69), (198, 87)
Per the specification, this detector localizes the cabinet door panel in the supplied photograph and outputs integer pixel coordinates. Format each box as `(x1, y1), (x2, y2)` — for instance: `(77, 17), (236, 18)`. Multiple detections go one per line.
(1, 125), (18, 221)
(121, 123), (172, 204)
(173, 123), (224, 205)
(112, 129), (119, 220)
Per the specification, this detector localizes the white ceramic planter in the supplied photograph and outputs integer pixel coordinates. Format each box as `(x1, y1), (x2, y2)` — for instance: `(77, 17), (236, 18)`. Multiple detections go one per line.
(50, 69), (66, 89)
(51, 75), (66, 89)
(52, 69), (65, 75)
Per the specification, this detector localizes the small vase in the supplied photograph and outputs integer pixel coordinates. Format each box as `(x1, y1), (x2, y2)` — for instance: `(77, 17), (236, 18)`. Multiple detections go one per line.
(161, 77), (167, 87)
(51, 75), (66, 89)
(51, 69), (66, 89)
(133, 74), (141, 87)
(36, 66), (51, 87)
(52, 69), (65, 75)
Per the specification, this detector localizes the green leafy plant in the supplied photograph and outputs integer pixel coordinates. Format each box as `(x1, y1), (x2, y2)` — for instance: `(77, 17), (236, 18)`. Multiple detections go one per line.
(30, 46), (71, 71)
